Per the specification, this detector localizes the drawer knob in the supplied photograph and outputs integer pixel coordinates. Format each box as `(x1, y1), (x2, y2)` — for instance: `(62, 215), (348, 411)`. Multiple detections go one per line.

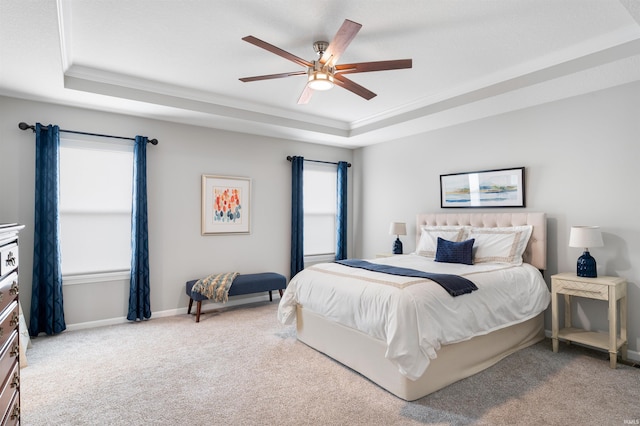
(5, 251), (16, 267)
(10, 403), (19, 421)
(10, 372), (19, 389)
(10, 343), (19, 358)
(9, 312), (18, 327)
(9, 281), (18, 296)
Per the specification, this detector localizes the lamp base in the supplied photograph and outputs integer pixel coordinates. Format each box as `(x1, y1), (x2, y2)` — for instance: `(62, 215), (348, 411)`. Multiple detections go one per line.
(577, 250), (597, 278)
(392, 238), (403, 255)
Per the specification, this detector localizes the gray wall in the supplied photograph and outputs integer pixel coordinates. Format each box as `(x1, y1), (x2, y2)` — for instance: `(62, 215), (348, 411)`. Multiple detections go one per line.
(0, 96), (353, 327)
(2, 78), (638, 361)
(353, 80), (640, 360)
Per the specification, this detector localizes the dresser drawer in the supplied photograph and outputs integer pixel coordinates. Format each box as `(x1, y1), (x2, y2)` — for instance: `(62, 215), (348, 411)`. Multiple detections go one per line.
(0, 243), (18, 278)
(553, 278), (608, 300)
(1, 388), (19, 426)
(0, 273), (18, 317)
(0, 332), (19, 390)
(0, 302), (18, 352)
(0, 361), (18, 425)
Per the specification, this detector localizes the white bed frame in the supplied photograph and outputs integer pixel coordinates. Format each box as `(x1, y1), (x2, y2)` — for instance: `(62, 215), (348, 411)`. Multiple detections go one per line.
(295, 212), (547, 401)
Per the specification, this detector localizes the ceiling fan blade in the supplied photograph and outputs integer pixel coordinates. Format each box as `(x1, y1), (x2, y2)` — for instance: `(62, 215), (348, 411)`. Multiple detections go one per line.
(320, 19), (362, 67)
(297, 85), (314, 104)
(242, 36), (313, 68)
(240, 70), (307, 82)
(333, 74), (376, 100)
(335, 59), (412, 75)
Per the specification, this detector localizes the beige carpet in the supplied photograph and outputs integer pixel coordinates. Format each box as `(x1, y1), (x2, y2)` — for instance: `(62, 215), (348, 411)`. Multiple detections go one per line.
(21, 301), (640, 425)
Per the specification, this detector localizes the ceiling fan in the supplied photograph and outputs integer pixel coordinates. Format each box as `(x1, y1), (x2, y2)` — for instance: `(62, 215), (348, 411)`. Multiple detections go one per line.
(239, 19), (412, 104)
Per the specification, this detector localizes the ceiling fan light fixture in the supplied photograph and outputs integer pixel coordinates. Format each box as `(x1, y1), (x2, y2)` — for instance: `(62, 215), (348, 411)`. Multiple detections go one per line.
(307, 70), (334, 90)
(307, 61), (335, 91)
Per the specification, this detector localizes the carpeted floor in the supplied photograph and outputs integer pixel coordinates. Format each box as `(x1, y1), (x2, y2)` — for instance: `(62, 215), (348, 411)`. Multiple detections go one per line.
(20, 301), (640, 425)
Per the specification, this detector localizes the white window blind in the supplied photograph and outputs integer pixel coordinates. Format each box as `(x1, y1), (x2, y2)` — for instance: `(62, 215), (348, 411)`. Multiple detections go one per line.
(303, 162), (336, 257)
(59, 136), (133, 277)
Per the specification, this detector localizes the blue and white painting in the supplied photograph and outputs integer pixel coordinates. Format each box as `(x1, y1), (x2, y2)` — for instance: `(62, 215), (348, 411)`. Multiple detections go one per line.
(441, 168), (524, 208)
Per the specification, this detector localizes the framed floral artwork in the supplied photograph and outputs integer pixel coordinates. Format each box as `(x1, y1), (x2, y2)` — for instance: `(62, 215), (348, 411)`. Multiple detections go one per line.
(440, 167), (525, 208)
(201, 174), (251, 235)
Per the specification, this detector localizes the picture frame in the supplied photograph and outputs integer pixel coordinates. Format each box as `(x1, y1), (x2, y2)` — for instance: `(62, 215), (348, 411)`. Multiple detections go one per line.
(201, 174), (251, 235)
(440, 167), (525, 208)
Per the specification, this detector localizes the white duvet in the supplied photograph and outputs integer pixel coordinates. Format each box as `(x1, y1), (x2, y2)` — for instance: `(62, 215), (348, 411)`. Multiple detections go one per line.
(278, 254), (550, 380)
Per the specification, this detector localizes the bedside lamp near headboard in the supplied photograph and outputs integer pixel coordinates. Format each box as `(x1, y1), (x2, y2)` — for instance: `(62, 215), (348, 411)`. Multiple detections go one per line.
(569, 226), (603, 278)
(389, 222), (407, 255)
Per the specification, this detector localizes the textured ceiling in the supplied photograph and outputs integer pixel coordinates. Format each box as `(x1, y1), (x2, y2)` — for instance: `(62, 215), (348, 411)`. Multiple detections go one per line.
(2, 0), (640, 147)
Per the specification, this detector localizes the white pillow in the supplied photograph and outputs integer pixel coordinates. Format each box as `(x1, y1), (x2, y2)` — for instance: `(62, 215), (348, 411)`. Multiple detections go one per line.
(468, 225), (533, 265)
(415, 226), (467, 257)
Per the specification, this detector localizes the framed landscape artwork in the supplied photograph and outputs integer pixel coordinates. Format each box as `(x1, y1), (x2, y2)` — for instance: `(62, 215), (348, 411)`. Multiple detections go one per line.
(440, 167), (525, 208)
(201, 174), (251, 235)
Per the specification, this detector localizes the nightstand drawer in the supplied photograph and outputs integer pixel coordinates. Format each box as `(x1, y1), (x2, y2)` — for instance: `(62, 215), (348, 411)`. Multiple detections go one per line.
(553, 278), (608, 300)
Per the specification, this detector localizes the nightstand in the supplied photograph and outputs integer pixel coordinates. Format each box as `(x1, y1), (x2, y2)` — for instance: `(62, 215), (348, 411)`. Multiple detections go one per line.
(551, 273), (627, 368)
(375, 253), (395, 258)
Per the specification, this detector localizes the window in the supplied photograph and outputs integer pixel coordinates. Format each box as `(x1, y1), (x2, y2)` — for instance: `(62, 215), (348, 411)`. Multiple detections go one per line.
(303, 162), (337, 259)
(59, 136), (133, 279)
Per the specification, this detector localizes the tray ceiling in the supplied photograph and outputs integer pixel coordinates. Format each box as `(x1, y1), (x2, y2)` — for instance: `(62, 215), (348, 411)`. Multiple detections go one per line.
(2, 0), (640, 147)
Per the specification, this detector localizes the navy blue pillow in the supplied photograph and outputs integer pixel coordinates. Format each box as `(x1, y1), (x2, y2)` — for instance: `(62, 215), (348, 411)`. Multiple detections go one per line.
(434, 237), (475, 265)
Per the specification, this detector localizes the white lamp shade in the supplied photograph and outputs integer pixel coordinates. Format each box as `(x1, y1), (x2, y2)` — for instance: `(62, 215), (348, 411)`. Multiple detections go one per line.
(389, 222), (407, 236)
(569, 226), (603, 249)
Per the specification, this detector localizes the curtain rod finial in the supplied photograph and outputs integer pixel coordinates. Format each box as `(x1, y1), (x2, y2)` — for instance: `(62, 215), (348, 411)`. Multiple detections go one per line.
(18, 122), (34, 131)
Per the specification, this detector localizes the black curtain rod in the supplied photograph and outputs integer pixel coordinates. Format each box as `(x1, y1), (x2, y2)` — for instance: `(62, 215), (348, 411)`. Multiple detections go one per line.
(286, 156), (351, 168)
(18, 122), (158, 145)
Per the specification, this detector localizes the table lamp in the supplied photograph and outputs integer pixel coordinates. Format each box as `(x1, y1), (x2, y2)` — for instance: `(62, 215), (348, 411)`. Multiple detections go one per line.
(389, 222), (407, 255)
(569, 226), (603, 278)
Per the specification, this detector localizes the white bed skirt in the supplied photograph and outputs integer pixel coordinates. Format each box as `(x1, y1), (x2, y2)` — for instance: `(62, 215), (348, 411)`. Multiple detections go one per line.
(296, 306), (545, 401)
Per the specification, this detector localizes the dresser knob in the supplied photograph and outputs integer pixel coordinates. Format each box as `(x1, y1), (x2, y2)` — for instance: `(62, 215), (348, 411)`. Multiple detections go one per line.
(10, 403), (19, 421)
(10, 372), (19, 389)
(9, 312), (18, 327)
(10, 343), (19, 358)
(5, 251), (16, 267)
(9, 281), (18, 296)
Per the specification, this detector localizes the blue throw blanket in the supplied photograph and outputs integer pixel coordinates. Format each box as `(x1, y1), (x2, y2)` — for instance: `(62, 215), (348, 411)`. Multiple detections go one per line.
(335, 259), (478, 297)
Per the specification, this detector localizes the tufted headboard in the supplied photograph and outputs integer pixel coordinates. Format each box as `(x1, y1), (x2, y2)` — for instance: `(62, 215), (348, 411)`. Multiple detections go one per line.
(416, 212), (547, 270)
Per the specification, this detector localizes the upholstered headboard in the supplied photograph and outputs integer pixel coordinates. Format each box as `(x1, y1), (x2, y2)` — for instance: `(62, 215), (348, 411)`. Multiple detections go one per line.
(416, 212), (547, 270)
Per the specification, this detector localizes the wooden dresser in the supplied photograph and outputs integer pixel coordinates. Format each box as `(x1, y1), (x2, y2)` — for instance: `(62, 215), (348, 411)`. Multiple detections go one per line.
(0, 224), (24, 425)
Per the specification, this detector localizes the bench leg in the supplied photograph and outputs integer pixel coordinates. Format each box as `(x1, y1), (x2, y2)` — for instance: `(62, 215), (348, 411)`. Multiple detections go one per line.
(196, 301), (202, 323)
(188, 298), (193, 314)
(269, 290), (284, 301)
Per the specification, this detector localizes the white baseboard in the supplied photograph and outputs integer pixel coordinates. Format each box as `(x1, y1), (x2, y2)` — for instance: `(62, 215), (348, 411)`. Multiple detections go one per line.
(544, 329), (639, 363)
(64, 292), (276, 331)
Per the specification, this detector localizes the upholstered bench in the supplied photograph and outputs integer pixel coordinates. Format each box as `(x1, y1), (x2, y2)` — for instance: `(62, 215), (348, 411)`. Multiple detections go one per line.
(185, 272), (287, 322)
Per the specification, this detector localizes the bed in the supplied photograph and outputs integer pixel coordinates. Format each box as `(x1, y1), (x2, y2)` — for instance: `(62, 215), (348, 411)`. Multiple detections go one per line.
(278, 212), (550, 401)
